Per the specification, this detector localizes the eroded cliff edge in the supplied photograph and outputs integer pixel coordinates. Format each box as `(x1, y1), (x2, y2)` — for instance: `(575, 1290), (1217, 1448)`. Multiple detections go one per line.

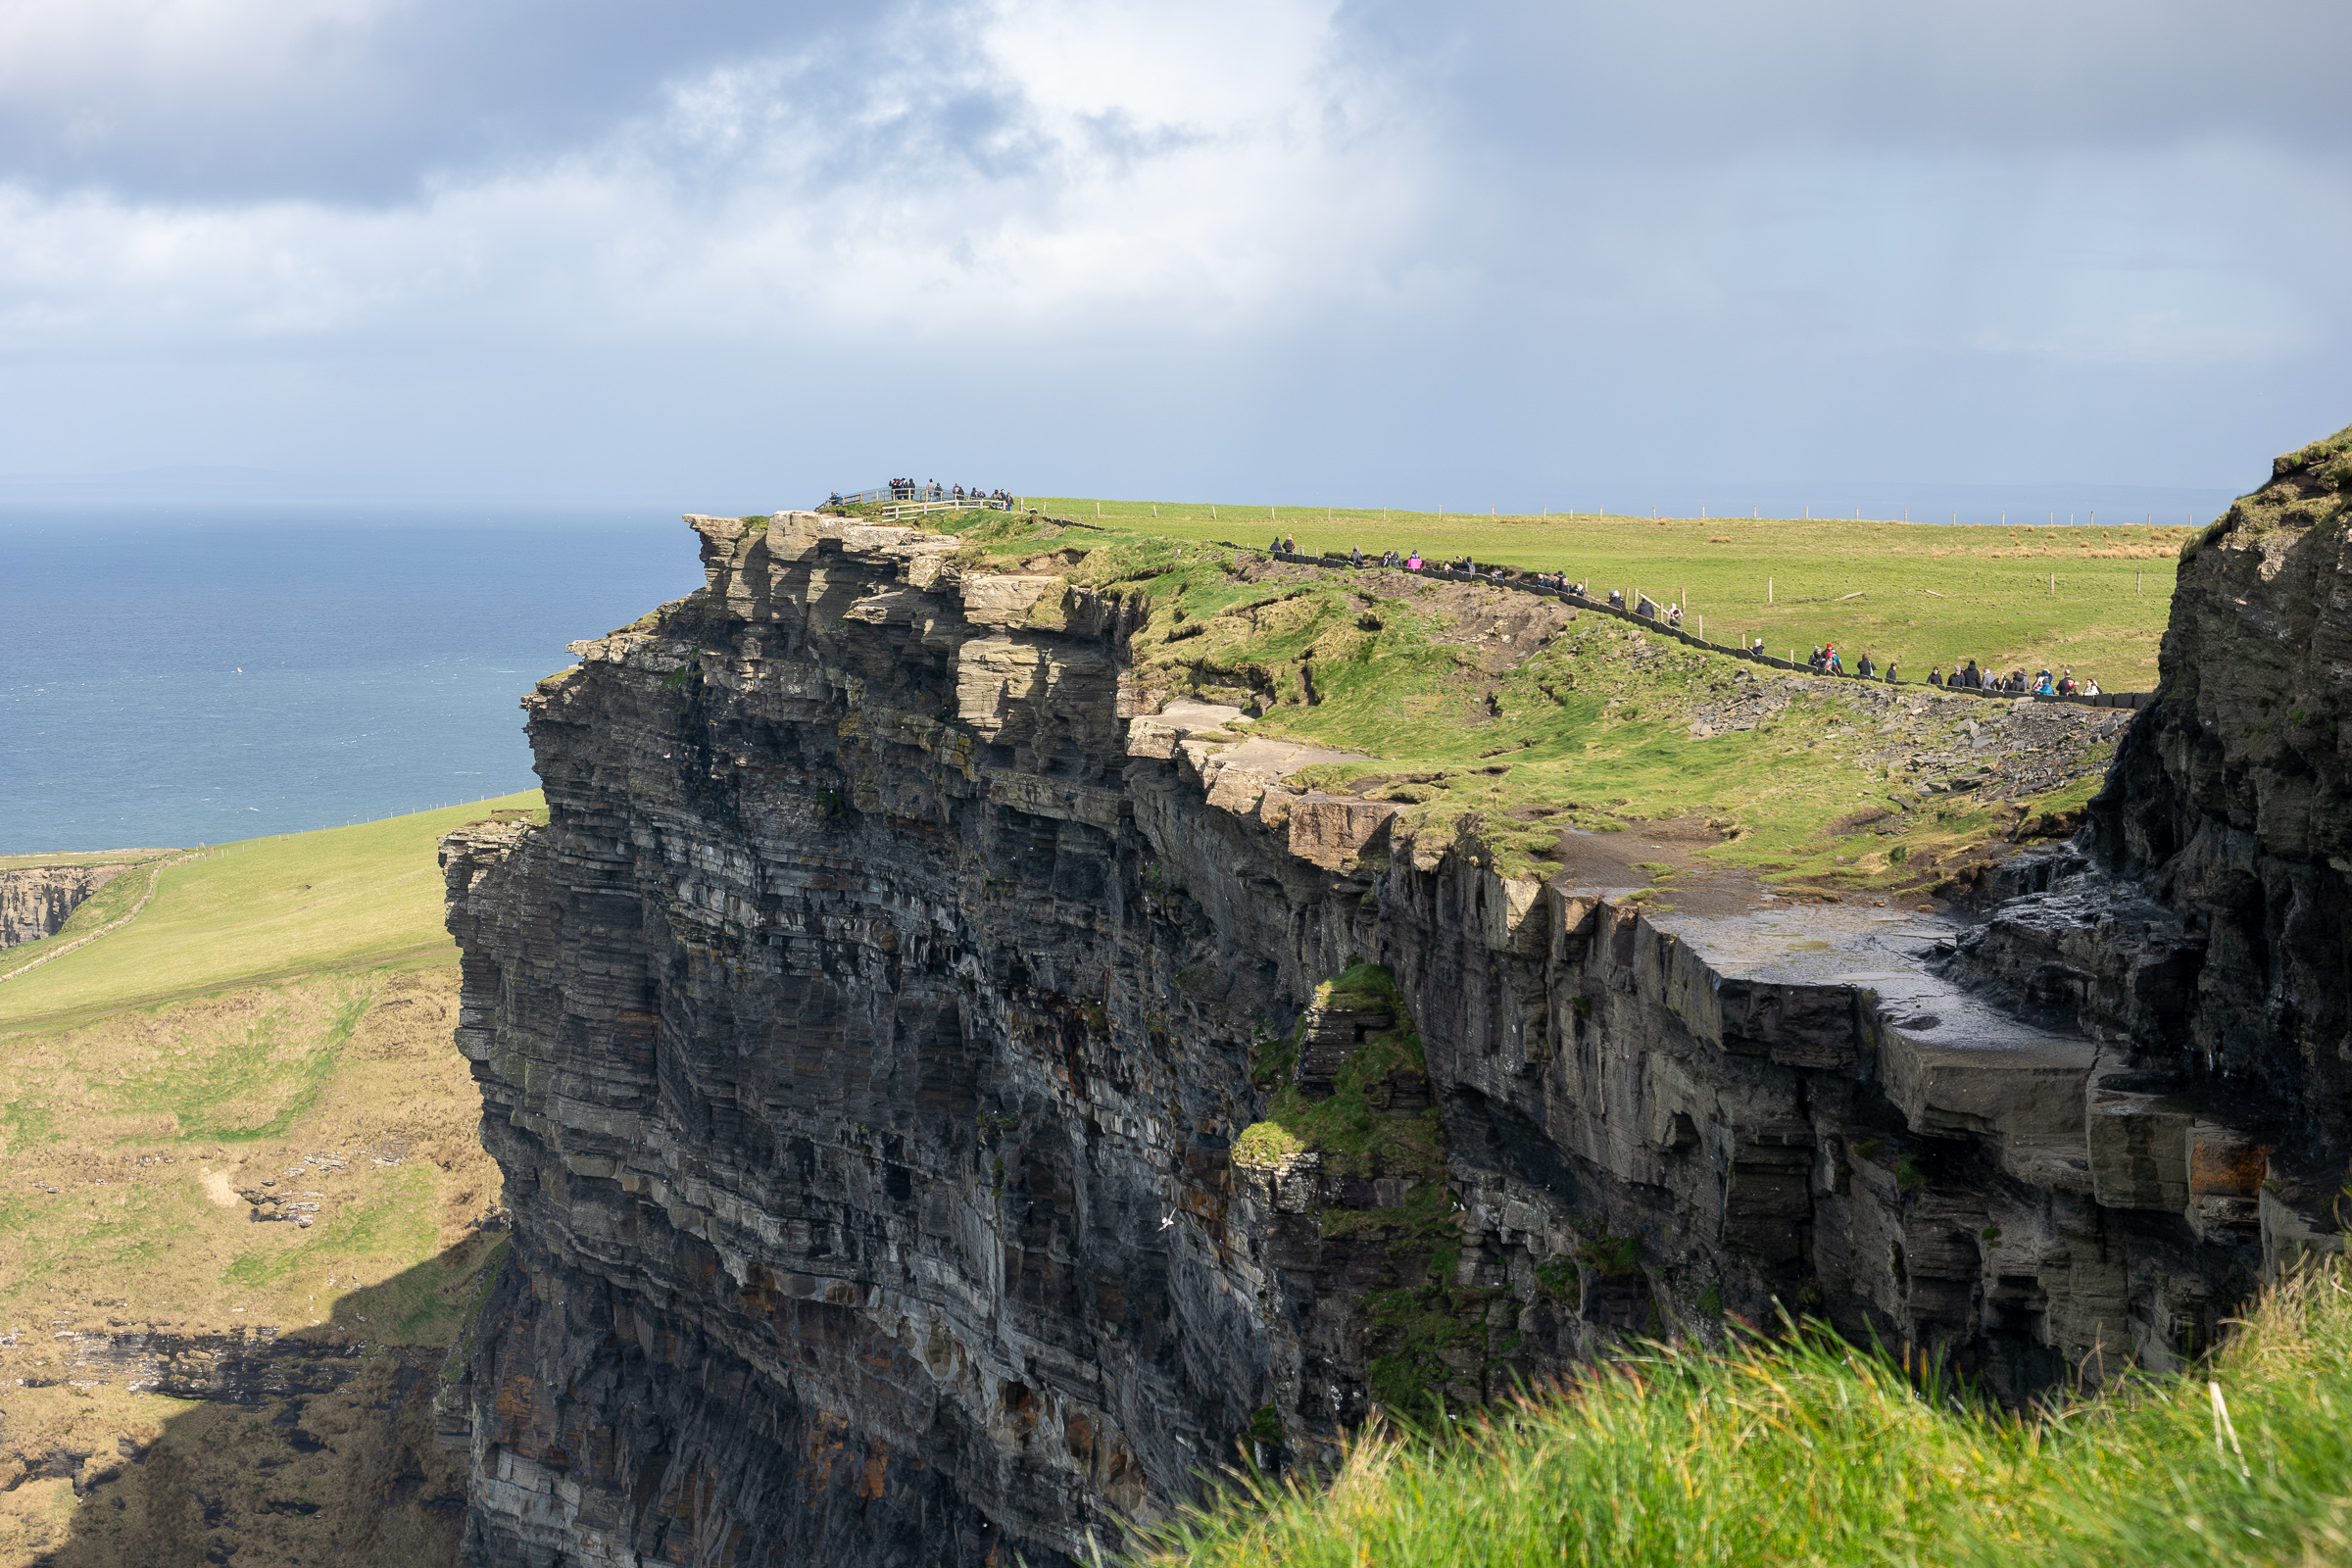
(441, 440), (2350, 1567)
(0, 863), (127, 947)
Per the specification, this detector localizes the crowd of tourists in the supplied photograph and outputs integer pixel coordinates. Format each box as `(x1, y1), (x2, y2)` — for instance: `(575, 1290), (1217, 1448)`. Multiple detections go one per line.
(1925, 661), (2100, 697)
(1259, 534), (2106, 701)
(876, 479), (1013, 505)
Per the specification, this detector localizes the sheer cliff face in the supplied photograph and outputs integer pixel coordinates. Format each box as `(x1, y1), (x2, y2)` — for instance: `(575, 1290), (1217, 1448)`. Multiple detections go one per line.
(2087, 443), (2352, 1147)
(444, 474), (2343, 1566)
(2070, 434), (2352, 1254)
(442, 516), (1327, 1568)
(0, 864), (123, 947)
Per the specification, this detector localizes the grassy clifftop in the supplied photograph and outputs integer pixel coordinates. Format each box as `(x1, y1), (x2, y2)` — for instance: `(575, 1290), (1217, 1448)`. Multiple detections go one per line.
(927, 511), (2129, 902)
(0, 798), (540, 1028)
(1026, 497), (2187, 694)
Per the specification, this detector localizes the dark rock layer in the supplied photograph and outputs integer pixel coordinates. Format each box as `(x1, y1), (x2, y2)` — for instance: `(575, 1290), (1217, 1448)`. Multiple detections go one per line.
(444, 466), (2349, 1566)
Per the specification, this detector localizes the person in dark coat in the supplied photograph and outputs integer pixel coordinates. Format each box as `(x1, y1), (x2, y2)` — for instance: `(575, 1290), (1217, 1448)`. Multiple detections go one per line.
(1929, 667), (1943, 687)
(1854, 652), (1875, 678)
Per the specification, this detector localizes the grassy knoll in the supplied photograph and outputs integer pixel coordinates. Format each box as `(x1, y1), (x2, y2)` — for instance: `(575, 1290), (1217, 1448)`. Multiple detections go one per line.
(0, 801), (532, 1566)
(933, 511), (2108, 899)
(0, 794), (543, 1026)
(1025, 497), (2190, 693)
(1143, 1261), (2352, 1568)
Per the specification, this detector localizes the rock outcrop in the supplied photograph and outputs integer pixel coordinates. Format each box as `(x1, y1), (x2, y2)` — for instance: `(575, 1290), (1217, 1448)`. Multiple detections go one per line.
(443, 439), (2351, 1566)
(0, 864), (124, 948)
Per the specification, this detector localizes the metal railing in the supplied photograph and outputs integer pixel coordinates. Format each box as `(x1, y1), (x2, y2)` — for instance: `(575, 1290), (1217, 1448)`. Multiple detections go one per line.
(873, 496), (1014, 524)
(830, 483), (1015, 508)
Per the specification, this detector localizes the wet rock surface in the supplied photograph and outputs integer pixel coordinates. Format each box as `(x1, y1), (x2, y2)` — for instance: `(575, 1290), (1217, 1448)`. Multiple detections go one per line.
(444, 464), (2350, 1565)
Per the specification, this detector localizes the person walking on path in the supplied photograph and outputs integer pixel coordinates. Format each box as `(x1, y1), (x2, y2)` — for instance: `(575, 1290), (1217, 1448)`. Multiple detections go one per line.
(1884, 661), (1898, 683)
(1929, 666), (1943, 687)
(1350, 544), (1363, 567)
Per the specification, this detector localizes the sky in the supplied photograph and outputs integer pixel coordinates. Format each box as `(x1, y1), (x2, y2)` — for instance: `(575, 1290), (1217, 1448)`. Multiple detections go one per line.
(0, 0), (2345, 514)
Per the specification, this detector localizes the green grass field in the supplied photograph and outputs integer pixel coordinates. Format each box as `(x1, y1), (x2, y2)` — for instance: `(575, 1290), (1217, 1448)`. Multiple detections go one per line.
(1024, 499), (2192, 693)
(926, 511), (2113, 898)
(1143, 1263), (2352, 1568)
(0, 799), (532, 1566)
(0, 794), (542, 1029)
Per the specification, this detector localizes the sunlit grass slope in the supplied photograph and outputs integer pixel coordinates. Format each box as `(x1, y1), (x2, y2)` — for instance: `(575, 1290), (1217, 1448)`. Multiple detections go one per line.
(1028, 498), (2191, 692)
(0, 792), (542, 1027)
(929, 511), (2107, 897)
(0, 800), (532, 1565)
(1143, 1263), (2352, 1568)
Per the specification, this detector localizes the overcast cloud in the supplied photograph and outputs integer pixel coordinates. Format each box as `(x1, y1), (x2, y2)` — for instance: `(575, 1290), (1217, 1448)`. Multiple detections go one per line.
(0, 0), (2343, 512)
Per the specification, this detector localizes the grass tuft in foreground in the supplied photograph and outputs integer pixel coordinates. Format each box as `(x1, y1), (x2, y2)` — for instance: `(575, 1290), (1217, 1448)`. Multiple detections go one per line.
(1139, 1261), (2352, 1568)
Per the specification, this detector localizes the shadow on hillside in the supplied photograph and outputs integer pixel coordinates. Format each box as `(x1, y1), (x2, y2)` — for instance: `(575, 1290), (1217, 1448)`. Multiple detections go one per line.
(29, 1233), (509, 1568)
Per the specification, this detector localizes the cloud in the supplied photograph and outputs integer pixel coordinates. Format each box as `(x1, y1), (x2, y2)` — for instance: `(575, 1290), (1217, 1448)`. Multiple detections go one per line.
(0, 0), (854, 201)
(1356, 0), (2352, 161)
(0, 0), (1445, 355)
(0, 0), (2343, 501)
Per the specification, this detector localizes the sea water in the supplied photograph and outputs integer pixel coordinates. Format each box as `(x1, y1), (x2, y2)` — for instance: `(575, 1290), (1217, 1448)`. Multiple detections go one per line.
(0, 505), (710, 855)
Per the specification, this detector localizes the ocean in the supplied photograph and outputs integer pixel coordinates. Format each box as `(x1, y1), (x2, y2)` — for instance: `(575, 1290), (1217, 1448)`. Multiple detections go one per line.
(0, 505), (710, 855)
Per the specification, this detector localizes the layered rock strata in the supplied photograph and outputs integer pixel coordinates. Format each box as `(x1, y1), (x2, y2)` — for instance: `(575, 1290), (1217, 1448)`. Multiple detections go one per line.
(0, 863), (124, 947)
(445, 469), (2347, 1566)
